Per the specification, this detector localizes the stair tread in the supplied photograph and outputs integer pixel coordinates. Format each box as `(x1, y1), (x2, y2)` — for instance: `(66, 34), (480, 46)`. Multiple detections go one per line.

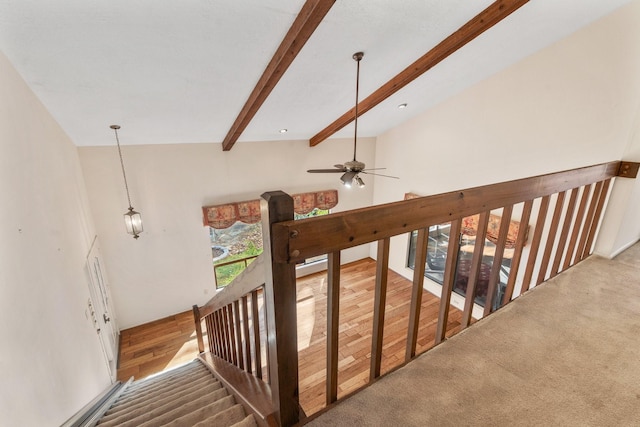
(99, 380), (223, 426)
(97, 359), (254, 427)
(231, 415), (258, 427)
(99, 387), (229, 427)
(154, 395), (236, 427)
(192, 404), (248, 427)
(121, 365), (209, 397)
(105, 374), (218, 417)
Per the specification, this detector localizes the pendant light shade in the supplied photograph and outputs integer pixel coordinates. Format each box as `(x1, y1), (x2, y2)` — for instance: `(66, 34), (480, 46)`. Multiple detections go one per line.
(124, 207), (143, 239)
(111, 125), (143, 239)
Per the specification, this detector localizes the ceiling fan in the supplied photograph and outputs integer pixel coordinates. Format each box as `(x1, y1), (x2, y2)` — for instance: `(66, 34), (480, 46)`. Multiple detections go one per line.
(307, 52), (399, 188)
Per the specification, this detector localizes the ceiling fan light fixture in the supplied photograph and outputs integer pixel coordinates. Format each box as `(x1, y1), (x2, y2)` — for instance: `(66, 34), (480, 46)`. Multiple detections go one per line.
(306, 52), (398, 184)
(341, 171), (356, 187)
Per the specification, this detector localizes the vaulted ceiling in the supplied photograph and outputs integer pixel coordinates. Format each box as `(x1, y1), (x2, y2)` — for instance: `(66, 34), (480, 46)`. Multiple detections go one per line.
(0, 0), (632, 147)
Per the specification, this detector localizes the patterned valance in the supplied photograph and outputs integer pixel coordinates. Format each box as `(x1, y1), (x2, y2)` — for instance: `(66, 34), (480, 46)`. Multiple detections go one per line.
(291, 190), (338, 215)
(403, 192), (527, 248)
(203, 189), (338, 229)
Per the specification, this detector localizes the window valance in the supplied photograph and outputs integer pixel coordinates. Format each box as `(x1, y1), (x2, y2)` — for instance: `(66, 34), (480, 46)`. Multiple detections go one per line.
(403, 192), (527, 248)
(203, 189), (338, 229)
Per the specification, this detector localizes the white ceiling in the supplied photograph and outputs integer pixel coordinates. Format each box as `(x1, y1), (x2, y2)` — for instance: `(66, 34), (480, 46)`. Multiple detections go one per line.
(0, 0), (633, 147)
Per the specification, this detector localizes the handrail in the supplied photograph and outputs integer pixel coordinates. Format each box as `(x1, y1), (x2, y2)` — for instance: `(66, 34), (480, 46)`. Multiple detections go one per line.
(213, 254), (260, 289)
(215, 254), (260, 270)
(272, 161), (622, 263)
(201, 254), (266, 318)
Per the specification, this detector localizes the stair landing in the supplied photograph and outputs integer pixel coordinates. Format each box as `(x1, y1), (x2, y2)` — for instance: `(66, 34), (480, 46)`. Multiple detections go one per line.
(308, 243), (640, 426)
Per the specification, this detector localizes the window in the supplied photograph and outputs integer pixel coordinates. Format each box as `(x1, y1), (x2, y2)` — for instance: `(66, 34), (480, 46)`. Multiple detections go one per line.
(407, 223), (511, 310)
(294, 208), (330, 265)
(210, 207), (331, 288)
(211, 222), (263, 288)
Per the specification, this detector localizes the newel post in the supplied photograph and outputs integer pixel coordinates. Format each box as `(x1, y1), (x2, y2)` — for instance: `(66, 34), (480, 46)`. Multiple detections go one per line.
(192, 305), (205, 354)
(260, 191), (299, 426)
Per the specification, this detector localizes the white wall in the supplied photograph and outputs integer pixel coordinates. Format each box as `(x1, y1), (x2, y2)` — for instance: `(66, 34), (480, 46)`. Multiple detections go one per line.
(371, 2), (640, 285)
(79, 137), (375, 328)
(0, 52), (111, 426)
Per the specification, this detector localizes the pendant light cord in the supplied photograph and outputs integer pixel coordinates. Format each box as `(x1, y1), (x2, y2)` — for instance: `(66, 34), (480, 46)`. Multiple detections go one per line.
(112, 126), (133, 210)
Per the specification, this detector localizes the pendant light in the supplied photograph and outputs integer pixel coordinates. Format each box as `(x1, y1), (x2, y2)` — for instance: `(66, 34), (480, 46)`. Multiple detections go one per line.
(111, 125), (143, 239)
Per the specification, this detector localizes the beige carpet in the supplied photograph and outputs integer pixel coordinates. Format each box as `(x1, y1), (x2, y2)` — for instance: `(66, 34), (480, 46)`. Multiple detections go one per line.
(97, 360), (256, 427)
(309, 242), (640, 426)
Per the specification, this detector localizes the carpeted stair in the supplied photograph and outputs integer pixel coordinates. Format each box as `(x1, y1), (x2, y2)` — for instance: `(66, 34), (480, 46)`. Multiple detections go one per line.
(97, 360), (256, 427)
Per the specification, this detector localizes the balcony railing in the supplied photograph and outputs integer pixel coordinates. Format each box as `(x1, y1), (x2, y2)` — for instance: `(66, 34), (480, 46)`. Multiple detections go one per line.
(193, 160), (638, 426)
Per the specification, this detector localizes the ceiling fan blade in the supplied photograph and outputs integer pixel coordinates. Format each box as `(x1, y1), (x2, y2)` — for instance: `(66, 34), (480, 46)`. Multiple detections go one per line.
(362, 168), (387, 171)
(307, 168), (347, 173)
(361, 171), (400, 179)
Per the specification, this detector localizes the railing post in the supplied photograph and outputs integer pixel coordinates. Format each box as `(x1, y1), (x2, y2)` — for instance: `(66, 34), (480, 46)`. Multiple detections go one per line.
(192, 305), (205, 354)
(260, 191), (299, 426)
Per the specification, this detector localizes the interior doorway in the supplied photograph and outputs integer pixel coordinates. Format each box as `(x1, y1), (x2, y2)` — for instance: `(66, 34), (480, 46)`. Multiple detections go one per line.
(86, 236), (119, 381)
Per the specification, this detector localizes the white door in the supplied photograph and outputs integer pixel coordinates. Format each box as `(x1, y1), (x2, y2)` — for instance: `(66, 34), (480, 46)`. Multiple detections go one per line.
(86, 236), (119, 380)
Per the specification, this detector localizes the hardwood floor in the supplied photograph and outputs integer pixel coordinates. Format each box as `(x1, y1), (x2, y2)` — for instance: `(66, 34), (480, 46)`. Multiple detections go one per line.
(116, 310), (200, 382)
(296, 258), (462, 415)
(116, 258), (463, 416)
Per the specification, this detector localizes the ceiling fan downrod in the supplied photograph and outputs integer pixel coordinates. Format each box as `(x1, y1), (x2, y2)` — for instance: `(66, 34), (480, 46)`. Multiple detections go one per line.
(352, 51), (363, 162)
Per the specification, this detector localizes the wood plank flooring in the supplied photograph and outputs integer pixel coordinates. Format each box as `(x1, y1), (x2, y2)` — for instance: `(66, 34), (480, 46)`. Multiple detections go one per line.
(116, 258), (463, 416)
(116, 310), (201, 381)
(296, 258), (462, 415)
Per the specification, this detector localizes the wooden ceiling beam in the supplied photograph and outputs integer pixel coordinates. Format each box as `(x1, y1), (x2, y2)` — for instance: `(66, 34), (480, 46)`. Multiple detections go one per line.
(222, 0), (335, 151)
(309, 0), (529, 147)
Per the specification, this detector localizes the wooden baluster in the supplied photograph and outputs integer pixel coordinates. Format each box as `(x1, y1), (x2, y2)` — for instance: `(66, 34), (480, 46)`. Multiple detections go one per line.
(462, 212), (489, 327)
(563, 184), (592, 270)
(326, 251), (340, 405)
(435, 218), (462, 344)
(582, 179), (612, 260)
(502, 200), (533, 304)
(406, 228), (428, 361)
(260, 191), (299, 427)
(225, 307), (233, 362)
(227, 304), (238, 366)
(536, 192), (566, 286)
(251, 289), (263, 379)
(241, 295), (252, 374)
(370, 238), (390, 381)
(192, 305), (205, 354)
(206, 315), (215, 354)
(550, 188), (579, 278)
(484, 205), (513, 316)
(216, 310), (228, 361)
(212, 312), (220, 356)
(233, 301), (244, 370)
(576, 181), (604, 262)
(261, 288), (271, 384)
(521, 195), (550, 292)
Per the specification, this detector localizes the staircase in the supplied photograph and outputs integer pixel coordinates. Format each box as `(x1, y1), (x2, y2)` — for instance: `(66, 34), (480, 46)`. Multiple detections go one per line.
(96, 360), (256, 427)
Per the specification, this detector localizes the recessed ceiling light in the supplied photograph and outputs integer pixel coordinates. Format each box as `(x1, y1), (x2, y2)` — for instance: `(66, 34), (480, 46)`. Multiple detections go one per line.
(279, 128), (288, 133)
(398, 103), (408, 109)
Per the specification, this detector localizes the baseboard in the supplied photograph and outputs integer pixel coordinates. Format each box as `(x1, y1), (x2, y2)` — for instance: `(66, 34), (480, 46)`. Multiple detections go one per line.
(597, 239), (640, 260)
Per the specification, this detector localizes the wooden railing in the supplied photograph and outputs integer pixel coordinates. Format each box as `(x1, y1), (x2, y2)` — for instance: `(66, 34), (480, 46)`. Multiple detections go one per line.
(213, 254), (260, 289)
(194, 161), (637, 426)
(194, 253), (267, 376)
(193, 191), (298, 426)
